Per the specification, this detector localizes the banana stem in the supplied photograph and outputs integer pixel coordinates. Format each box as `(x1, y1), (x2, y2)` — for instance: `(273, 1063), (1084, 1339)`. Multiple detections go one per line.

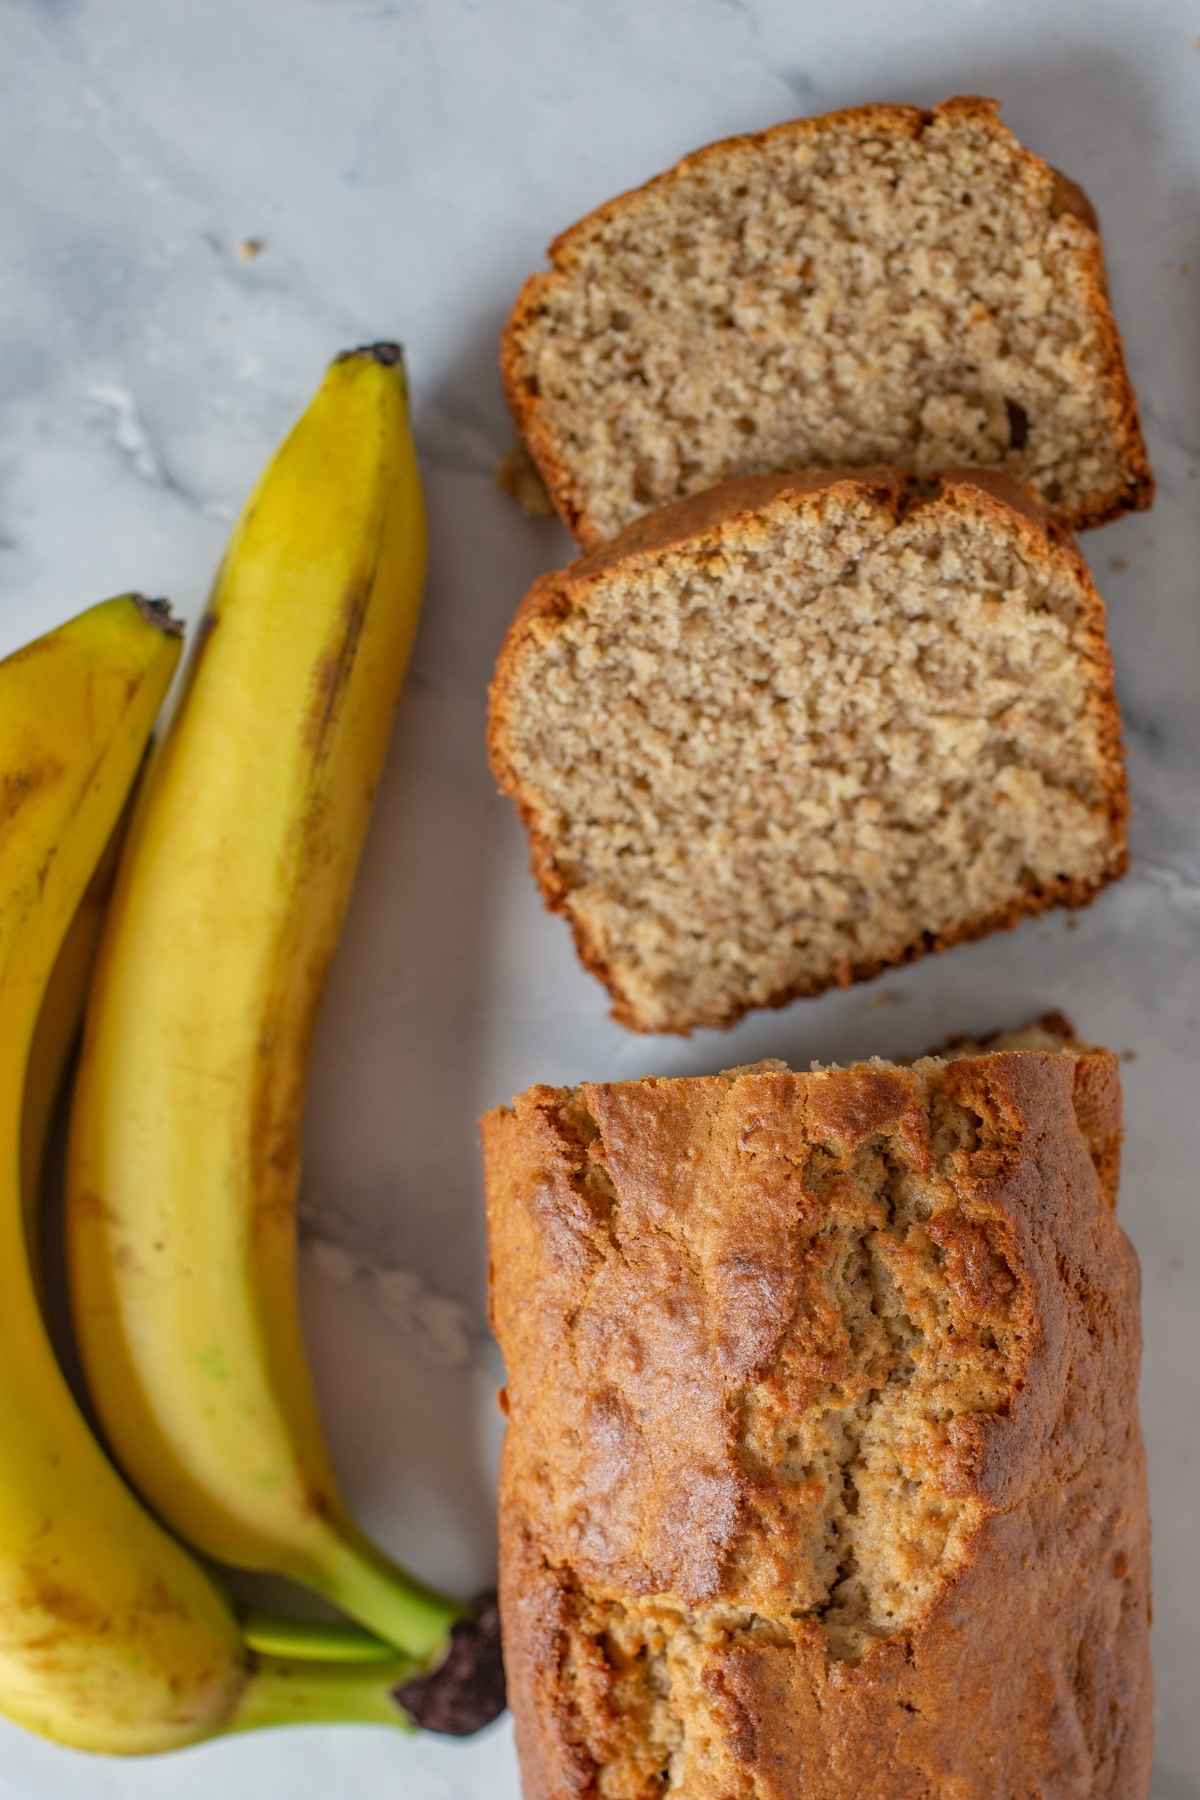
(306, 1529), (463, 1666)
(229, 1652), (418, 1736)
(241, 1611), (398, 1665)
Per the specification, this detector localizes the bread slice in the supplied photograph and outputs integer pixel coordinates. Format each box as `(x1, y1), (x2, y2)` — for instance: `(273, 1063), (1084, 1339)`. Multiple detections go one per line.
(502, 96), (1152, 548)
(489, 467), (1127, 1034)
(482, 1019), (1152, 1799)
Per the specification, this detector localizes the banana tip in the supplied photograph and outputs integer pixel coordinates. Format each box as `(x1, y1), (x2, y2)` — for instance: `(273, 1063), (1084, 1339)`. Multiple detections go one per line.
(134, 596), (185, 639)
(393, 1594), (505, 1737)
(335, 341), (405, 369)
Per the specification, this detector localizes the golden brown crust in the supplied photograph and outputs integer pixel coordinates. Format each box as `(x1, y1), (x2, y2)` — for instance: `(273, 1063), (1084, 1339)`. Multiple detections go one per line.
(496, 1514), (595, 1798)
(484, 1046), (1152, 1798)
(569, 466), (908, 582)
(501, 95), (1154, 548)
(709, 1511), (1153, 1799)
(488, 467), (1130, 1034)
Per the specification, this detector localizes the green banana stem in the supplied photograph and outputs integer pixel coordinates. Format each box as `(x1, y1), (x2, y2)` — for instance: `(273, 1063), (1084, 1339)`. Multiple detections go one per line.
(229, 1652), (418, 1736)
(240, 1612), (397, 1665)
(240, 1595), (508, 1739)
(307, 1528), (463, 1666)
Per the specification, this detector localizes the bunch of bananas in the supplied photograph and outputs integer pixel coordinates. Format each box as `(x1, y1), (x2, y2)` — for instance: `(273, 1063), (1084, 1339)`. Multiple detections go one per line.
(0, 346), (502, 1756)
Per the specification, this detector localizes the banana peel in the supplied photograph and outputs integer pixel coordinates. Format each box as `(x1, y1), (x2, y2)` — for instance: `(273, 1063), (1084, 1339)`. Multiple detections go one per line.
(0, 595), (496, 1752)
(67, 347), (504, 1734)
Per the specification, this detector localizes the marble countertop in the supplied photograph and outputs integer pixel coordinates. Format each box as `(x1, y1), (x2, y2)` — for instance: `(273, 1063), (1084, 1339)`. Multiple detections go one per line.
(2, 0), (1198, 1793)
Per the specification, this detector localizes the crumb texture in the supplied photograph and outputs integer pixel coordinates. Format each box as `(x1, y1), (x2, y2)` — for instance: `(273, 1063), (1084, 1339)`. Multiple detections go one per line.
(505, 99), (1151, 545)
(490, 473), (1126, 1033)
(484, 1046), (1152, 1798)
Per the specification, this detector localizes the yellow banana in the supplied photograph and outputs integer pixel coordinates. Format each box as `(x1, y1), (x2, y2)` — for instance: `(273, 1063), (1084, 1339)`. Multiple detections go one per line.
(21, 789), (135, 1269)
(0, 595), (247, 1753)
(68, 348), (468, 1673)
(0, 600), (429, 1755)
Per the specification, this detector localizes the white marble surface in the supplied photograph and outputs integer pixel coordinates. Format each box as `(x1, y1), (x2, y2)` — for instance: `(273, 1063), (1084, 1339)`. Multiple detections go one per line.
(1, 0), (1198, 1792)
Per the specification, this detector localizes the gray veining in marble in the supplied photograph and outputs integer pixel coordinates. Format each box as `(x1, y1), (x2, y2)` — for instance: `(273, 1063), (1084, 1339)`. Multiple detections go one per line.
(1, 0), (1197, 1793)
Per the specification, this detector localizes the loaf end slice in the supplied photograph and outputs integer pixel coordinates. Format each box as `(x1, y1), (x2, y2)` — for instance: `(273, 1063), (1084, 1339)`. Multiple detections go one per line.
(489, 468), (1128, 1033)
(503, 95), (1152, 547)
(483, 1025), (1151, 1798)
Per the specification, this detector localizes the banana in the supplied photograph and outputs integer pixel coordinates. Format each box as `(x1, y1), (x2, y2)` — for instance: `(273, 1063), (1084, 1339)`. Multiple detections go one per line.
(0, 598), (427, 1755)
(68, 347), (465, 1670)
(21, 790), (134, 1270)
(0, 596), (248, 1754)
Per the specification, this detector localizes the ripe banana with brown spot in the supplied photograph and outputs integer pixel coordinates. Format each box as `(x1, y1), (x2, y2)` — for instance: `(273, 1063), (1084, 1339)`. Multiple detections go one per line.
(67, 349), (502, 1727)
(0, 595), (248, 1754)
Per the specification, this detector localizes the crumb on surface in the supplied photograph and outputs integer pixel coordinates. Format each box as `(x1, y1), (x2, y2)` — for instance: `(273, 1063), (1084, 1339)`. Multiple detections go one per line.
(497, 442), (555, 516)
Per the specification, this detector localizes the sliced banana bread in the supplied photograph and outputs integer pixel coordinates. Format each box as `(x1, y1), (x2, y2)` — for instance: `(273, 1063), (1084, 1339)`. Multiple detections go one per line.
(489, 468), (1127, 1033)
(503, 96), (1152, 547)
(482, 1020), (1152, 1799)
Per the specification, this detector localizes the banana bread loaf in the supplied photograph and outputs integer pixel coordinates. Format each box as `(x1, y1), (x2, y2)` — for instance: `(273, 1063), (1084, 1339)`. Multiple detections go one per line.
(502, 96), (1152, 548)
(489, 467), (1127, 1034)
(482, 1020), (1152, 1798)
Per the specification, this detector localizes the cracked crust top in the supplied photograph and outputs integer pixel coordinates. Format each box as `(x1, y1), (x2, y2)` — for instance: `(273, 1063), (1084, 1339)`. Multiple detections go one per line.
(482, 1032), (1151, 1798)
